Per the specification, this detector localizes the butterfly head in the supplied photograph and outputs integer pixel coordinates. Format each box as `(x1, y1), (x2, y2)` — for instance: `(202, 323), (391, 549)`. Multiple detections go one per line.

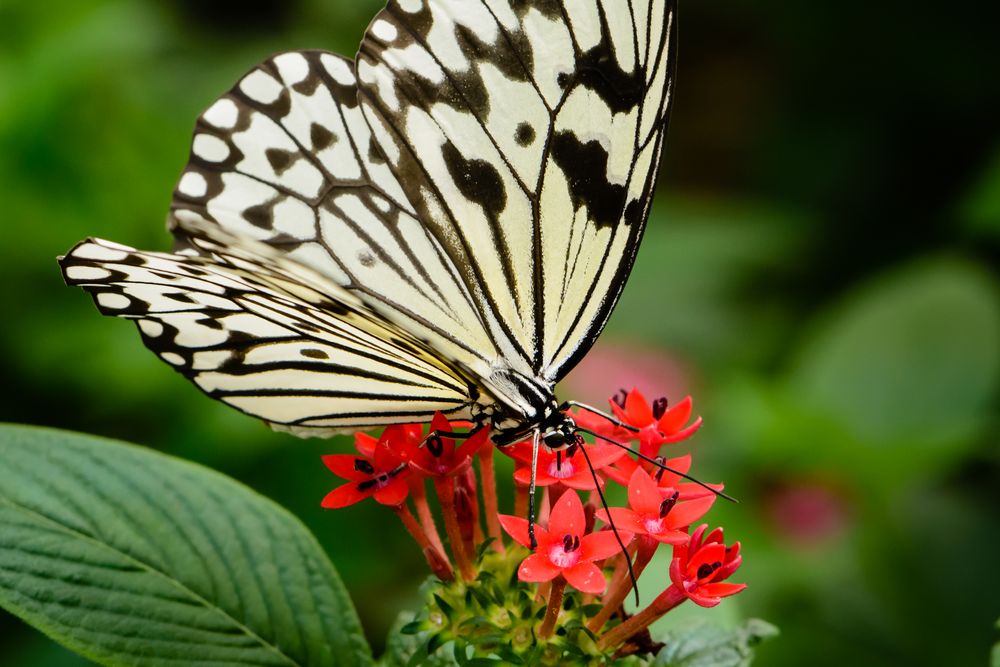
(540, 412), (582, 451)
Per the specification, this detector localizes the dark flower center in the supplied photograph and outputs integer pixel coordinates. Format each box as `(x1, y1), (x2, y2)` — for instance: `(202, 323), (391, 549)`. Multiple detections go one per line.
(654, 456), (667, 482)
(354, 458), (375, 475)
(659, 491), (679, 518)
(612, 388), (628, 408)
(357, 474), (389, 491)
(562, 534), (581, 552)
(426, 435), (444, 457)
(652, 397), (668, 420)
(696, 561), (722, 580)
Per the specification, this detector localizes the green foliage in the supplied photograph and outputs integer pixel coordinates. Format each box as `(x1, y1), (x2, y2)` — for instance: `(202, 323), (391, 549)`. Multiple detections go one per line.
(0, 424), (373, 667)
(654, 619), (778, 667)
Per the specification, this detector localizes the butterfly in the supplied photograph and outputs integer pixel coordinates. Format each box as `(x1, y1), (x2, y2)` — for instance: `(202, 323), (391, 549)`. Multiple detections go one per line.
(59, 0), (678, 529)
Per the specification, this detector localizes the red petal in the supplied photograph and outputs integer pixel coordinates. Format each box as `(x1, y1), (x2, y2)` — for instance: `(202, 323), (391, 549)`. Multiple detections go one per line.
(498, 514), (551, 548)
(624, 388), (654, 426)
(580, 529), (632, 561)
(430, 411), (456, 455)
(548, 489), (586, 537)
(686, 591), (723, 608)
(657, 396), (693, 434)
(688, 524), (709, 551)
(595, 507), (647, 534)
(322, 454), (370, 481)
(606, 457), (639, 486)
(689, 543), (726, 576)
(563, 562), (607, 594)
(666, 495), (716, 529)
(374, 478), (409, 506)
(354, 433), (378, 458)
(321, 483), (373, 509)
(512, 467), (557, 487)
(669, 556), (686, 588)
(650, 529), (689, 545)
(586, 444), (628, 469)
(562, 472), (602, 490)
(675, 482), (725, 500)
(661, 417), (703, 443)
(455, 427), (491, 461)
(373, 441), (402, 472)
(518, 553), (561, 582)
(627, 467), (663, 515)
(699, 582), (747, 598)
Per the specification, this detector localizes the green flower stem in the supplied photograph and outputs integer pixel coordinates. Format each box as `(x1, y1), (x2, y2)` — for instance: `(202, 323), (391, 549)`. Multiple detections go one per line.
(394, 504), (454, 582)
(597, 584), (687, 651)
(477, 447), (505, 552)
(588, 536), (657, 632)
(538, 577), (567, 639)
(434, 477), (476, 580)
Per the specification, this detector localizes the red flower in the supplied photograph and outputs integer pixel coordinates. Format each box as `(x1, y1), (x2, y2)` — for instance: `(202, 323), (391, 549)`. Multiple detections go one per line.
(607, 453), (725, 500)
(610, 389), (702, 456)
(499, 490), (631, 594)
(407, 412), (490, 478)
(595, 467), (716, 545)
(321, 427), (412, 508)
(669, 524), (745, 607)
(506, 439), (625, 490)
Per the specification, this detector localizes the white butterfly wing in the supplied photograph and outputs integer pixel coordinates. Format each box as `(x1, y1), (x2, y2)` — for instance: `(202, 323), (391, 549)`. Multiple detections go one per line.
(168, 50), (508, 390)
(60, 236), (473, 435)
(356, 0), (677, 381)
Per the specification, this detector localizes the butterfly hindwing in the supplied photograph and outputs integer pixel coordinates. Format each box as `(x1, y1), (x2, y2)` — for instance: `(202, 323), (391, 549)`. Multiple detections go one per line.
(60, 237), (473, 435)
(356, 0), (677, 381)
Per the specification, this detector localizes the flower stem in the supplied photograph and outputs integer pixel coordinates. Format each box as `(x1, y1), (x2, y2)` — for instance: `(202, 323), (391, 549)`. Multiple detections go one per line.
(434, 477), (476, 580)
(588, 537), (656, 632)
(411, 478), (446, 556)
(477, 447), (504, 552)
(538, 577), (567, 639)
(597, 585), (686, 651)
(393, 504), (454, 582)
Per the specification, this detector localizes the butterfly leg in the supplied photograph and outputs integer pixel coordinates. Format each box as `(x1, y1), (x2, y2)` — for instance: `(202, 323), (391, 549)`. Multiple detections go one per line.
(528, 429), (540, 550)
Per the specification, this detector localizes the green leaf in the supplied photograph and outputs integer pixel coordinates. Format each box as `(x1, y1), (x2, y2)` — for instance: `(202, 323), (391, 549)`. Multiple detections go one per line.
(654, 619), (778, 667)
(992, 618), (1000, 667)
(0, 424), (373, 667)
(787, 257), (1000, 449)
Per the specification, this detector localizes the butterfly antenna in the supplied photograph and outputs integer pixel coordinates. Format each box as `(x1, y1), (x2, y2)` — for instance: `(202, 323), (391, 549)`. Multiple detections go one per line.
(527, 430), (540, 550)
(561, 400), (640, 433)
(577, 438), (640, 606)
(577, 427), (738, 503)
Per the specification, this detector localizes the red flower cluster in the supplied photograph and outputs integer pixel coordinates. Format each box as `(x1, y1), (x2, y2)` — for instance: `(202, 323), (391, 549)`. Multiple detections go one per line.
(321, 388), (744, 651)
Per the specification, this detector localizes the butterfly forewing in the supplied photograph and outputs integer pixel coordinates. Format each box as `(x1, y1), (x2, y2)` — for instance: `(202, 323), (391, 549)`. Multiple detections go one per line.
(61, 237), (473, 435)
(169, 50), (503, 386)
(356, 0), (676, 382)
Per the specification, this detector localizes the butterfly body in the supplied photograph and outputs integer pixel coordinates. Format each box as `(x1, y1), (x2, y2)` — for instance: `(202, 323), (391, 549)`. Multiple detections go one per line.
(60, 0), (677, 456)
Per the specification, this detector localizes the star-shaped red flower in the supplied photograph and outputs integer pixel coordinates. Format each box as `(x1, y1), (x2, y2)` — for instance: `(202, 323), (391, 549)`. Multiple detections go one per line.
(505, 440), (625, 490)
(321, 426), (413, 508)
(499, 490), (632, 594)
(669, 524), (746, 607)
(407, 412), (490, 478)
(610, 389), (702, 456)
(595, 467), (716, 544)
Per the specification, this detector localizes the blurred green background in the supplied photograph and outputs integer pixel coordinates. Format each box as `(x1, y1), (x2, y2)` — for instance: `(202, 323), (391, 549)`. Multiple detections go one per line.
(2, 0), (998, 664)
